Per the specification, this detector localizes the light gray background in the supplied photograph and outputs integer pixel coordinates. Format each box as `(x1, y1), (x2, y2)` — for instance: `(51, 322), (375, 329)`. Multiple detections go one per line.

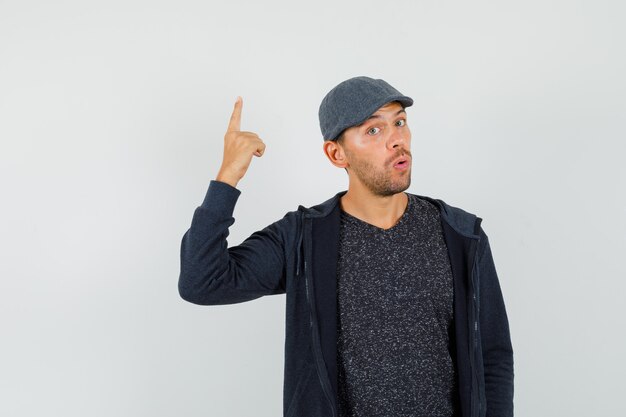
(1, 0), (624, 416)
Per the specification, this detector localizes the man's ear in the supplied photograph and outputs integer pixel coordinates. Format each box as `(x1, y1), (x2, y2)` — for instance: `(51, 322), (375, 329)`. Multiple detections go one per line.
(322, 140), (349, 169)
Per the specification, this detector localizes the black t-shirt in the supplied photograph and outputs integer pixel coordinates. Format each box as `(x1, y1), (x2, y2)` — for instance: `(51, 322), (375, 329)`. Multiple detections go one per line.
(336, 193), (459, 417)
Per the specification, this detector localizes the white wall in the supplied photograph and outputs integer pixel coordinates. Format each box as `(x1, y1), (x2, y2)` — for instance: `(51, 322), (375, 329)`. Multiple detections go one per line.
(1, 0), (624, 415)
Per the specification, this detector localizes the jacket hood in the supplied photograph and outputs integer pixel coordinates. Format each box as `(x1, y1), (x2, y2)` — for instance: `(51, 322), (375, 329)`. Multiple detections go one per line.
(297, 190), (482, 238)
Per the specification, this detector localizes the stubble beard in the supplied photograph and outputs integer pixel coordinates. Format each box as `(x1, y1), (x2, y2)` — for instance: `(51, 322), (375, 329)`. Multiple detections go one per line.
(348, 155), (412, 197)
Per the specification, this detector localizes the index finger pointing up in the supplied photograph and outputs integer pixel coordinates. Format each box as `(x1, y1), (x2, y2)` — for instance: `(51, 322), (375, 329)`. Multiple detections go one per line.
(227, 96), (242, 132)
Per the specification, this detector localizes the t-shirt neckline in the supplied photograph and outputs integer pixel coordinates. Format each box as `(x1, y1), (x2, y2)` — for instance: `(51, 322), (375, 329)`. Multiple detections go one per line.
(340, 193), (413, 233)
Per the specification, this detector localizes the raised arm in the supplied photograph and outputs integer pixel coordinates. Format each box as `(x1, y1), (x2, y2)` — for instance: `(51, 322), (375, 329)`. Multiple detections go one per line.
(178, 180), (296, 305)
(178, 97), (295, 305)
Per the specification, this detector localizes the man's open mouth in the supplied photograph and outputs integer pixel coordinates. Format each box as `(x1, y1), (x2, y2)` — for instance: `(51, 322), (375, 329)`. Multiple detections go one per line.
(393, 156), (409, 168)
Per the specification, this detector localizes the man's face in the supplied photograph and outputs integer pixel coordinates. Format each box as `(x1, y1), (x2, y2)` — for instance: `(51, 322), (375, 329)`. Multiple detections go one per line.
(340, 101), (412, 196)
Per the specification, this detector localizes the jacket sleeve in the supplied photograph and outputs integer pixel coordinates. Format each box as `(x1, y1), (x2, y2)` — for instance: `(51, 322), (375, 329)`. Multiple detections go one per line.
(477, 227), (514, 417)
(178, 180), (294, 305)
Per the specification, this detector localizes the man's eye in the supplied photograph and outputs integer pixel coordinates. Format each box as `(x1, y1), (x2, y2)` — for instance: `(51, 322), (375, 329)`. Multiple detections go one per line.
(396, 119), (406, 126)
(367, 127), (380, 135)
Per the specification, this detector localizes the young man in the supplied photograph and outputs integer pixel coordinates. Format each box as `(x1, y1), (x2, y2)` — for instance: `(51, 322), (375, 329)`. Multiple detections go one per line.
(178, 76), (514, 417)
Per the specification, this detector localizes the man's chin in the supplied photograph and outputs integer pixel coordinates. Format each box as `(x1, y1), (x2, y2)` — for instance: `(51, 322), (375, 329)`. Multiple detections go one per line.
(374, 181), (411, 197)
(393, 176), (411, 192)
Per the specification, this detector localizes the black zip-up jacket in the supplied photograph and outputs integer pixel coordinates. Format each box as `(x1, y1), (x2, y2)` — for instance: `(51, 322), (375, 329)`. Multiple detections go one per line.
(179, 180), (514, 417)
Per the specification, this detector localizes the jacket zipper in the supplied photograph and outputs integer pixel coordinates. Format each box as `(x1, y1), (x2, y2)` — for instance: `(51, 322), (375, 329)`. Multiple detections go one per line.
(469, 235), (484, 417)
(303, 217), (337, 417)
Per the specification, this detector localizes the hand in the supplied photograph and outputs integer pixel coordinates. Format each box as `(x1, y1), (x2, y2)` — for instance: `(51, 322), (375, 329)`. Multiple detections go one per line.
(216, 96), (266, 187)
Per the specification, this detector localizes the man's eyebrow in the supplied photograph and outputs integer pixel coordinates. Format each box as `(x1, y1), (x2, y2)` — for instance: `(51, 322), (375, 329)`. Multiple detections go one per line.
(355, 108), (407, 127)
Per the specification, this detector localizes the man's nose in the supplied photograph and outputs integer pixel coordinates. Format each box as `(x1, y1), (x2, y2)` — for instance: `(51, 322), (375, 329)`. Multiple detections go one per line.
(387, 125), (408, 150)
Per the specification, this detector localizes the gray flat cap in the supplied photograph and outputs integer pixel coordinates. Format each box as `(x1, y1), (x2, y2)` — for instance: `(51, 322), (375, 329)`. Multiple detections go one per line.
(318, 76), (413, 141)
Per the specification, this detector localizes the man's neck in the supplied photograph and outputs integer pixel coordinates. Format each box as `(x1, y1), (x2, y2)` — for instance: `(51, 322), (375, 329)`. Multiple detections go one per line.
(339, 188), (408, 230)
